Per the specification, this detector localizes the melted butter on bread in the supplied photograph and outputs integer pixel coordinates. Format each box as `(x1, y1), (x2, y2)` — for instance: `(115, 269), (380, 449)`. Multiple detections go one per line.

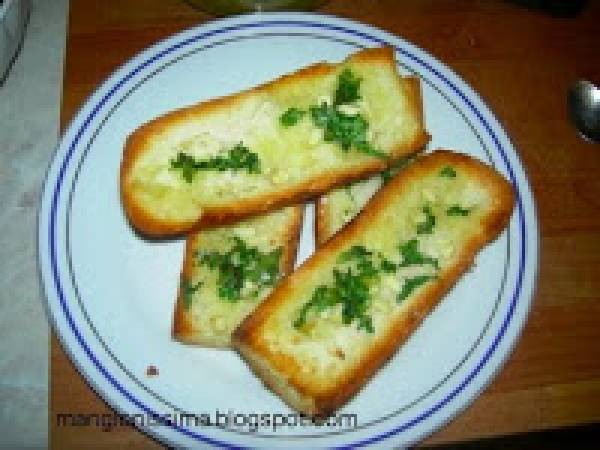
(121, 47), (429, 235)
(173, 206), (303, 348)
(233, 151), (515, 415)
(259, 166), (490, 377)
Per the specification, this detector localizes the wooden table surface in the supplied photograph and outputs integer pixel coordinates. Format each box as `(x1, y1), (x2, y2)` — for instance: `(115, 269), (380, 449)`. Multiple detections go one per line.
(51, 0), (600, 448)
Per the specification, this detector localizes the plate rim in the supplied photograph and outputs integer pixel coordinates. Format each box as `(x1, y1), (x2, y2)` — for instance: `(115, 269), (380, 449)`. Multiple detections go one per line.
(38, 12), (539, 448)
(64, 28), (515, 438)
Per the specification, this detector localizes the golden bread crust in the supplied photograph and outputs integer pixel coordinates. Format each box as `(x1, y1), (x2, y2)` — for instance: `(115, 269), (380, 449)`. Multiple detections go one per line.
(314, 75), (425, 247)
(233, 150), (515, 416)
(172, 206), (304, 347)
(120, 47), (429, 237)
(314, 196), (329, 249)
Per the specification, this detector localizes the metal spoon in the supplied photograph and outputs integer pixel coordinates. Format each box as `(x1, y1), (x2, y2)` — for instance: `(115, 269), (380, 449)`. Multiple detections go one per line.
(568, 80), (600, 143)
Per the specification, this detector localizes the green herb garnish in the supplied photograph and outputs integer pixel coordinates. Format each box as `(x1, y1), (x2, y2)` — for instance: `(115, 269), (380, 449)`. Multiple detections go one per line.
(337, 245), (372, 263)
(294, 240), (439, 332)
(293, 285), (337, 329)
(440, 166), (457, 178)
(334, 68), (362, 105)
(181, 280), (203, 309)
(293, 267), (374, 333)
(342, 246), (377, 278)
(334, 269), (374, 332)
(294, 245), (402, 332)
(338, 245), (397, 277)
(197, 237), (281, 302)
(416, 206), (436, 235)
(279, 69), (386, 159)
(170, 143), (260, 182)
(447, 205), (471, 216)
(397, 275), (434, 303)
(295, 245), (386, 333)
(280, 107), (306, 126)
(399, 239), (439, 269)
(380, 258), (398, 273)
(309, 103), (387, 158)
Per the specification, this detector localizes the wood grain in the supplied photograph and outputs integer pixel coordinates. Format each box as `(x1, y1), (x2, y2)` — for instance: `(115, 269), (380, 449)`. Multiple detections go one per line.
(51, 0), (600, 447)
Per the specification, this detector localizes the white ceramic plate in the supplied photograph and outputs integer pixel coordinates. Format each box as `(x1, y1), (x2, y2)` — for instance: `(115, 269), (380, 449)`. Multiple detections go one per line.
(39, 13), (538, 448)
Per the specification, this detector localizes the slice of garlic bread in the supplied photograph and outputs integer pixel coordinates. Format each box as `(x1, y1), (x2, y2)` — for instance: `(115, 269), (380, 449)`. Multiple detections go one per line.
(233, 150), (514, 416)
(173, 206), (303, 348)
(315, 156), (415, 245)
(120, 47), (429, 236)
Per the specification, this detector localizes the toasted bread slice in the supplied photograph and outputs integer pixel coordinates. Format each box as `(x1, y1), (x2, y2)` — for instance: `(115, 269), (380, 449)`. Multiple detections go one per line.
(120, 47), (429, 236)
(173, 206), (303, 348)
(233, 150), (515, 416)
(315, 156), (415, 245)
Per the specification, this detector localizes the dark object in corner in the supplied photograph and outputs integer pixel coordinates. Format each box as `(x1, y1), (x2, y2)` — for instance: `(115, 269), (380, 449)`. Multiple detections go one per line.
(507, 0), (588, 17)
(422, 422), (600, 450)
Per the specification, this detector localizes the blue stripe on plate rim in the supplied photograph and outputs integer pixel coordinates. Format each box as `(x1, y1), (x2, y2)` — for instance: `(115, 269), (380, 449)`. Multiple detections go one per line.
(43, 15), (532, 449)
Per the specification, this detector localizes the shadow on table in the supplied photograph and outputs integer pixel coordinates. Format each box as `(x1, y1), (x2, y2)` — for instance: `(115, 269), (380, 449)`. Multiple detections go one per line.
(422, 422), (600, 450)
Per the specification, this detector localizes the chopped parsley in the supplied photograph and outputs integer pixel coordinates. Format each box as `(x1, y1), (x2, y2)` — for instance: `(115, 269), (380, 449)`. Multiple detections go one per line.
(416, 206), (436, 235)
(337, 245), (378, 277)
(334, 68), (362, 105)
(181, 279), (202, 309)
(308, 102), (387, 158)
(293, 267), (374, 333)
(294, 245), (388, 333)
(196, 237), (281, 302)
(278, 69), (387, 159)
(294, 241), (439, 333)
(397, 275), (434, 303)
(447, 205), (471, 216)
(337, 244), (372, 262)
(338, 245), (398, 276)
(280, 107), (306, 126)
(294, 285), (337, 329)
(399, 239), (439, 269)
(440, 166), (457, 178)
(380, 258), (398, 273)
(170, 143), (260, 182)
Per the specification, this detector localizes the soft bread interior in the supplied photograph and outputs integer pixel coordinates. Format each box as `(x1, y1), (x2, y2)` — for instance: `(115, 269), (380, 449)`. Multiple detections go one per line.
(234, 150), (515, 416)
(120, 47), (429, 235)
(173, 206), (303, 347)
